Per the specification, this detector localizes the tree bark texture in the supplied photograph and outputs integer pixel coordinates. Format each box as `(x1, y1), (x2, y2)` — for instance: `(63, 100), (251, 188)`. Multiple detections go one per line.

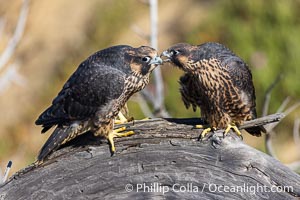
(0, 113), (299, 200)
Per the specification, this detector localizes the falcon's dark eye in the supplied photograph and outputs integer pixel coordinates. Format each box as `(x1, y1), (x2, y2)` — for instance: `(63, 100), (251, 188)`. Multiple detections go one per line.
(171, 49), (180, 56)
(142, 56), (151, 62)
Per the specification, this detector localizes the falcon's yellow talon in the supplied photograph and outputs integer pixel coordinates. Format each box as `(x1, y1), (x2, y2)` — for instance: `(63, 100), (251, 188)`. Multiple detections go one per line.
(195, 124), (205, 129)
(194, 124), (215, 139)
(108, 133), (116, 153)
(117, 131), (134, 137)
(114, 120), (122, 124)
(224, 124), (242, 136)
(201, 127), (212, 138)
(108, 126), (135, 153)
(114, 126), (126, 132)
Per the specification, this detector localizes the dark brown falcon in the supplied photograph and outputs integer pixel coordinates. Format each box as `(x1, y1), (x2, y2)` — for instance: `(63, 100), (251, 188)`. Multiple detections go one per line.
(162, 42), (266, 137)
(35, 45), (162, 161)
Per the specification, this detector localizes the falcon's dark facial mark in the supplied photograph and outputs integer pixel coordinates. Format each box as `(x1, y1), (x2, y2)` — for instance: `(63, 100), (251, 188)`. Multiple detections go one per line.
(161, 43), (194, 71)
(126, 46), (162, 76)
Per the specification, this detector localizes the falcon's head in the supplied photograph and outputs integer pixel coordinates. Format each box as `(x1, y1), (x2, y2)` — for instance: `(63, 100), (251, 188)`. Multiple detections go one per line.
(125, 46), (163, 77)
(161, 43), (195, 72)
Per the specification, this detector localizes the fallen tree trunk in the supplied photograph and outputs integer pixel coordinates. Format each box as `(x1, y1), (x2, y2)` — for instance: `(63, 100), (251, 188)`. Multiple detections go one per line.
(0, 113), (300, 199)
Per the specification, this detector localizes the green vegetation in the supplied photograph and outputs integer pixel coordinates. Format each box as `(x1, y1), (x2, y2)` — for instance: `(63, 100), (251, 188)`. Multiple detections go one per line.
(187, 0), (300, 115)
(164, 0), (300, 160)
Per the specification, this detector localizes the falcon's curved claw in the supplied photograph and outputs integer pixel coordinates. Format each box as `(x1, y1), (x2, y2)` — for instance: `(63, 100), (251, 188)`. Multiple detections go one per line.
(224, 124), (242, 137)
(107, 126), (135, 154)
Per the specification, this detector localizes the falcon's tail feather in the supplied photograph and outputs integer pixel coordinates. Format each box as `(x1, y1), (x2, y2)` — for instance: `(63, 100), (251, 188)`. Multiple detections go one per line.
(37, 125), (79, 161)
(245, 125), (266, 137)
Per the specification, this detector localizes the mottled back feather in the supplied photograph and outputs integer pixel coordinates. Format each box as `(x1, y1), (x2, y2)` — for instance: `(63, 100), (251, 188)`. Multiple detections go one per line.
(35, 46), (133, 131)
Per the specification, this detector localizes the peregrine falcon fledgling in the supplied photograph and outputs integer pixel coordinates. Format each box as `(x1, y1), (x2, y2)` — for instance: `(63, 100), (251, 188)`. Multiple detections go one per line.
(161, 42), (266, 137)
(36, 45), (162, 161)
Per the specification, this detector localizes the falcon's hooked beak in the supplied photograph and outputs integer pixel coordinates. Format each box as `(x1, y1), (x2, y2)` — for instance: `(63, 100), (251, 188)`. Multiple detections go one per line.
(160, 51), (172, 63)
(149, 56), (163, 65)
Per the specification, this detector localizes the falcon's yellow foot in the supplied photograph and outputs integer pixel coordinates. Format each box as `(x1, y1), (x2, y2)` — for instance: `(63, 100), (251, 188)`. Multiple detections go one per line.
(201, 127), (212, 138)
(200, 127), (217, 139)
(195, 124), (207, 129)
(194, 124), (216, 140)
(115, 112), (134, 124)
(107, 126), (135, 154)
(224, 124), (242, 137)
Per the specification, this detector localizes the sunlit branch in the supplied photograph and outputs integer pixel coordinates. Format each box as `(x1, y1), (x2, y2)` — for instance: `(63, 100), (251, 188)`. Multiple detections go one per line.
(132, 0), (169, 117)
(0, 0), (29, 71)
(262, 74), (282, 117)
(293, 118), (300, 155)
(264, 131), (278, 159)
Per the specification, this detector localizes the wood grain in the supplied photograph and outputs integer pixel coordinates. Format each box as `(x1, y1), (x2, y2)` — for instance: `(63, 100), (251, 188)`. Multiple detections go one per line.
(0, 113), (299, 200)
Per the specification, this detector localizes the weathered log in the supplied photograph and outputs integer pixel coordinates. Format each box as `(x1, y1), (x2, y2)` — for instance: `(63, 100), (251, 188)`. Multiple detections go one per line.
(0, 113), (299, 200)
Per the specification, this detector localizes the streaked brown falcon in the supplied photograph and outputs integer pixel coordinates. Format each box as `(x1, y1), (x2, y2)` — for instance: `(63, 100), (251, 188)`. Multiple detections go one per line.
(162, 42), (266, 137)
(35, 45), (162, 161)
